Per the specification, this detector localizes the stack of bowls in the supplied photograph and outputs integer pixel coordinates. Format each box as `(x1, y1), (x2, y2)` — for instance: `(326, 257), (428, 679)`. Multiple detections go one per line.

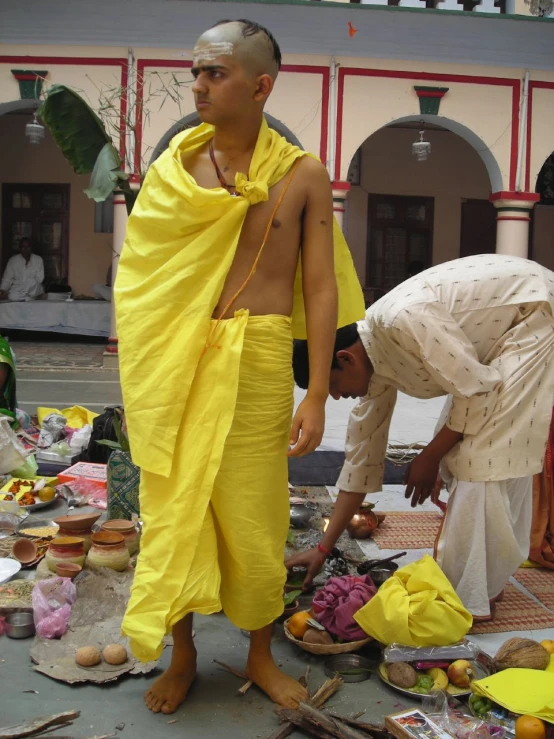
(53, 512), (101, 553)
(101, 519), (140, 555)
(45, 536), (86, 573)
(88, 532), (130, 572)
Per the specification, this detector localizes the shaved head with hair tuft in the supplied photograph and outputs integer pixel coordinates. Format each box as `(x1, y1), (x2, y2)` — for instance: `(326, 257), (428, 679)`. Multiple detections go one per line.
(194, 19), (281, 81)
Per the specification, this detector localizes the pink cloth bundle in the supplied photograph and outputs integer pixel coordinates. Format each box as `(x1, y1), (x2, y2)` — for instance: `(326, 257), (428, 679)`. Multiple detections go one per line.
(312, 574), (377, 641)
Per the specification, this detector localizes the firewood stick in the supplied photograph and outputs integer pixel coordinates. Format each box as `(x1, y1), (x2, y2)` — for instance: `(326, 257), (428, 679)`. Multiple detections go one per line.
(311, 675), (343, 708)
(266, 676), (344, 739)
(298, 703), (369, 739)
(328, 714), (388, 737)
(213, 659), (248, 680)
(277, 710), (336, 739)
(299, 664), (311, 691)
(237, 679), (253, 696)
(0, 712), (81, 739)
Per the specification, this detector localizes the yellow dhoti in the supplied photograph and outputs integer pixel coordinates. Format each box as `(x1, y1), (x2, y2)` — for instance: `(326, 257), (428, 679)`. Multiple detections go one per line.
(116, 119), (365, 662)
(122, 313), (294, 661)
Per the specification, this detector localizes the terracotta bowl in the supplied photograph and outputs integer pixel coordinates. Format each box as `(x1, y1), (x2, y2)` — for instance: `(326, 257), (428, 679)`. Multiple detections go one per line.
(50, 536), (86, 548)
(11, 537), (38, 564)
(55, 562), (82, 579)
(91, 531), (125, 546)
(101, 519), (135, 532)
(53, 512), (101, 531)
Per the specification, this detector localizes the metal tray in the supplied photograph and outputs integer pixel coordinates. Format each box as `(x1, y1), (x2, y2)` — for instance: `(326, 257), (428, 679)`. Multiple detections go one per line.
(378, 659), (489, 700)
(19, 492), (60, 512)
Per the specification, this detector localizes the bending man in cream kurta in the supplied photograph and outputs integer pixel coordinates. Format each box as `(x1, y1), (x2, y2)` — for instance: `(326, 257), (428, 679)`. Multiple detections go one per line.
(288, 255), (554, 622)
(115, 19), (364, 715)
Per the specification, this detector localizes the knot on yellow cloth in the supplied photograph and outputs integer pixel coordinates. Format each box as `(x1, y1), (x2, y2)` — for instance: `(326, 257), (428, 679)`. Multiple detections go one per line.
(235, 173), (268, 204)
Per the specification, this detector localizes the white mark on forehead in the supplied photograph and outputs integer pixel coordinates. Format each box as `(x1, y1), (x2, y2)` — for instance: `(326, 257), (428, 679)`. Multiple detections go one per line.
(192, 42), (235, 64)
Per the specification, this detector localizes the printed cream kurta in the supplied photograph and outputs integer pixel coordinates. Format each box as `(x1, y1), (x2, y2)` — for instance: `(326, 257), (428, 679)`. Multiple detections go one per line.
(337, 254), (554, 493)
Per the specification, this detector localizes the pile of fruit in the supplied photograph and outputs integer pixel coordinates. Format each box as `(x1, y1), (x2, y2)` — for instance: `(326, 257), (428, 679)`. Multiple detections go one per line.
(384, 659), (476, 695)
(287, 609), (336, 645)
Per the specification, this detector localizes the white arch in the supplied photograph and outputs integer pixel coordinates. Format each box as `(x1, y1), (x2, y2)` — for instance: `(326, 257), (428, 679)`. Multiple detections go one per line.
(343, 113), (503, 193)
(149, 112), (303, 166)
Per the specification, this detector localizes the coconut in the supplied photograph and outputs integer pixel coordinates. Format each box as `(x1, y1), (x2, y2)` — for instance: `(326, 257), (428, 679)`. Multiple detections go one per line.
(494, 637), (550, 671)
(388, 662), (418, 689)
(302, 627), (333, 645)
(102, 644), (128, 665)
(75, 646), (101, 667)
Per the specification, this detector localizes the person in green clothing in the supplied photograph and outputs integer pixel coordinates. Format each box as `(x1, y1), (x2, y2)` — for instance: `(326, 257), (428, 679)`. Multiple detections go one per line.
(0, 336), (17, 421)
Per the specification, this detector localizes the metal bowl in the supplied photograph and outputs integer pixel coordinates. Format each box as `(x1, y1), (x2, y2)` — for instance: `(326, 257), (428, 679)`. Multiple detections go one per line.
(324, 654), (372, 682)
(5, 612), (35, 639)
(289, 503), (312, 529)
(369, 562), (398, 586)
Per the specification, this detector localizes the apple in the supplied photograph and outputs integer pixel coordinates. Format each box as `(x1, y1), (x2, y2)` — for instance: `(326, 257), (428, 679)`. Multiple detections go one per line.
(447, 659), (475, 688)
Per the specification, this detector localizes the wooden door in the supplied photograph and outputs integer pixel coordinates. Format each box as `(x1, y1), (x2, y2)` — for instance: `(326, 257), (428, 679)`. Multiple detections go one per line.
(366, 194), (434, 292)
(460, 199), (496, 258)
(1, 183), (70, 285)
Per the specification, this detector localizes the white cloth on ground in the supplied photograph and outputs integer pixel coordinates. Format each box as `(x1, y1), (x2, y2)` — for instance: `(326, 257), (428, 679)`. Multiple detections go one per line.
(0, 254), (44, 301)
(337, 255), (554, 493)
(435, 476), (533, 617)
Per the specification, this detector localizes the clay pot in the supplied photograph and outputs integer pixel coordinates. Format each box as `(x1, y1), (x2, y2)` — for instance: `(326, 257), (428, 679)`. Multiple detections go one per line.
(56, 525), (93, 553)
(88, 532), (130, 572)
(101, 519), (140, 555)
(46, 536), (86, 573)
(346, 510), (379, 539)
(55, 562), (82, 580)
(53, 513), (101, 554)
(11, 537), (37, 565)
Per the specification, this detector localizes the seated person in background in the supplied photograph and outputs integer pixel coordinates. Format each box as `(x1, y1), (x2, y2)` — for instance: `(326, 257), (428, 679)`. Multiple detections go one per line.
(0, 335), (17, 421)
(0, 238), (44, 301)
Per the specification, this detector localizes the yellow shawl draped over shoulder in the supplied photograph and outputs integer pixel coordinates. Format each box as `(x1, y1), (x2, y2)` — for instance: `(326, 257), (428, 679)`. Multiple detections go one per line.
(115, 119), (364, 478)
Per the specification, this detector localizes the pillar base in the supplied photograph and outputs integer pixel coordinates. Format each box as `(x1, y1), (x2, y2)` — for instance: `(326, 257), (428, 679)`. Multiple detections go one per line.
(103, 352), (120, 370)
(103, 337), (119, 369)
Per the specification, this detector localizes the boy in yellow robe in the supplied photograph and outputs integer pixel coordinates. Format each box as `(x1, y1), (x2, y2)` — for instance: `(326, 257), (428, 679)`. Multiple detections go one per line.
(115, 20), (364, 714)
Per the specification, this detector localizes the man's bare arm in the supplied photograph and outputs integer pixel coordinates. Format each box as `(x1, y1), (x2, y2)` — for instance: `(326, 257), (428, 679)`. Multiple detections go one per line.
(288, 158), (338, 457)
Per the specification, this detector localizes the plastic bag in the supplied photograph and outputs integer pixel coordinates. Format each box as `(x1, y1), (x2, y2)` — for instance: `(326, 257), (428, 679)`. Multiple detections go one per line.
(423, 691), (505, 739)
(384, 640), (480, 664)
(0, 417), (27, 474)
(69, 424), (92, 453)
(32, 577), (77, 639)
(10, 454), (39, 478)
(37, 413), (67, 449)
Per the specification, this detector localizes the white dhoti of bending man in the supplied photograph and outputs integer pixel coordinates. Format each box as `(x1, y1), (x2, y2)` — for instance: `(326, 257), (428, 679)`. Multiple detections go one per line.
(288, 254), (554, 622)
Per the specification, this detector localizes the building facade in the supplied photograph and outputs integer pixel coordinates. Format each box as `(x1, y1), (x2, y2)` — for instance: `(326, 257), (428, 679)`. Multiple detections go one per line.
(0, 0), (553, 347)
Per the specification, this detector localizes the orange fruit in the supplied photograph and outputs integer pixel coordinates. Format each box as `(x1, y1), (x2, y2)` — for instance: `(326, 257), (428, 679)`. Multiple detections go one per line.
(515, 715), (546, 739)
(540, 639), (554, 655)
(287, 610), (312, 639)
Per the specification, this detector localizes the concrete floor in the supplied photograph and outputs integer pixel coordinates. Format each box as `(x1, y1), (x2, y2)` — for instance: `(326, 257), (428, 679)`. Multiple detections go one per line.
(2, 363), (551, 737)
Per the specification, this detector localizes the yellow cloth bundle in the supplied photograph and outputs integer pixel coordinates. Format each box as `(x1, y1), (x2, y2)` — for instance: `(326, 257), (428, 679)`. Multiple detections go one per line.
(37, 405), (98, 428)
(354, 554), (473, 646)
(472, 668), (554, 724)
(115, 119), (365, 479)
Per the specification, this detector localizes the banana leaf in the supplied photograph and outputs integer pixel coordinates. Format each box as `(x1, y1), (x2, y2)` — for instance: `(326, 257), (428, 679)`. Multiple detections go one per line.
(39, 84), (115, 175)
(39, 84), (137, 212)
(84, 142), (128, 203)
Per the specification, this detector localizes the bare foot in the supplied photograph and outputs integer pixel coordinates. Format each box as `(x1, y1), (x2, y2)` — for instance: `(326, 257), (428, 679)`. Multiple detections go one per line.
(246, 655), (308, 709)
(144, 652), (197, 714)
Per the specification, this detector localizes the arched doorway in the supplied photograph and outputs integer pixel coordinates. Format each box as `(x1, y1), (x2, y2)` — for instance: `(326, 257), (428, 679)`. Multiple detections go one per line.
(344, 116), (497, 303)
(0, 101), (111, 296)
(149, 112), (303, 165)
(531, 151), (554, 271)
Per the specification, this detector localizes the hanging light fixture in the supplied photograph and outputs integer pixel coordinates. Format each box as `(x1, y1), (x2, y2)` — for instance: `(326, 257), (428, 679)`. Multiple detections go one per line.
(25, 114), (45, 144)
(524, 0), (553, 15)
(412, 126), (431, 162)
